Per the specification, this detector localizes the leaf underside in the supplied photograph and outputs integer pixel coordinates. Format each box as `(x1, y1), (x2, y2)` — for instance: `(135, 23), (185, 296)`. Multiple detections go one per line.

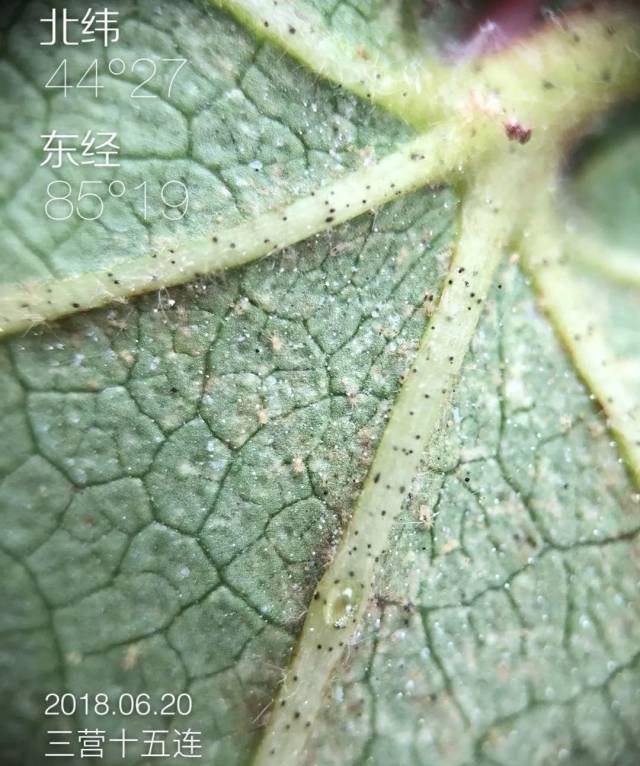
(1, 2), (640, 766)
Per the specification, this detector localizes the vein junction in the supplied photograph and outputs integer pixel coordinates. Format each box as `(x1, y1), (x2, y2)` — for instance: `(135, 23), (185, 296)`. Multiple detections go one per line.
(3, 7), (639, 338)
(2, 2), (640, 760)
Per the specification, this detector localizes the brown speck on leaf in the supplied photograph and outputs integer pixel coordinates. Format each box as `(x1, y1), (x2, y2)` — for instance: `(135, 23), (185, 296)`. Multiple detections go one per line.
(234, 297), (250, 316)
(559, 414), (572, 433)
(270, 333), (282, 352)
(504, 119), (532, 144)
(442, 538), (460, 554)
(417, 504), (435, 529)
(122, 643), (142, 670)
(341, 378), (359, 408)
(119, 350), (135, 366)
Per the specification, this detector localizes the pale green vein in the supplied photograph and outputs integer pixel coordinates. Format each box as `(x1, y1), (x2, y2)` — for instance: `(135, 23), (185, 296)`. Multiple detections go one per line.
(521, 200), (640, 486)
(566, 225), (640, 289)
(211, 0), (446, 128)
(250, 156), (529, 766)
(0, 125), (480, 338)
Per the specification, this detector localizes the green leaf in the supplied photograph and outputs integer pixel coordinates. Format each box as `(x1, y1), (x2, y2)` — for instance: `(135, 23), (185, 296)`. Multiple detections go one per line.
(1, 2), (640, 765)
(0, 0), (415, 328)
(308, 264), (640, 766)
